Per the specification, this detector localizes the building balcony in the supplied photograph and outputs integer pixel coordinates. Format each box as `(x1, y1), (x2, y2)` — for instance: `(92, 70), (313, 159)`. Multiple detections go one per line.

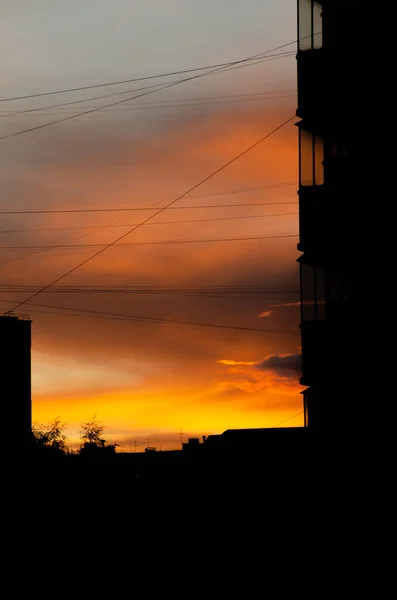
(297, 49), (325, 123)
(300, 309), (348, 387)
(298, 184), (350, 254)
(300, 320), (331, 386)
(297, 50), (358, 132)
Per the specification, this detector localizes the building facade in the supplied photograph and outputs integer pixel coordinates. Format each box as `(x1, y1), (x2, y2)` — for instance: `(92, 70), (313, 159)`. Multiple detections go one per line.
(296, 1), (364, 429)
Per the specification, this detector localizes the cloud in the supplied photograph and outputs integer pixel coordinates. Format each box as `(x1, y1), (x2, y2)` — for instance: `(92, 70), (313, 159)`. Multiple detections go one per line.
(258, 310), (272, 318)
(217, 359), (257, 366)
(255, 353), (301, 375)
(218, 352), (301, 376)
(215, 353), (302, 400)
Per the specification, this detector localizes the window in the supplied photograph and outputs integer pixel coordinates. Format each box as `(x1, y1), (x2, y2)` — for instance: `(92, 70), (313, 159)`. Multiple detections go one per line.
(301, 263), (315, 321)
(300, 263), (326, 321)
(299, 128), (324, 186)
(313, 2), (322, 49)
(303, 393), (309, 427)
(314, 136), (324, 185)
(298, 0), (323, 51)
(315, 267), (326, 320)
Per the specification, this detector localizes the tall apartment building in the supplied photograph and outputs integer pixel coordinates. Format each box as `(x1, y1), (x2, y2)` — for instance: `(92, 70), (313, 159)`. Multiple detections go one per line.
(296, 1), (365, 428)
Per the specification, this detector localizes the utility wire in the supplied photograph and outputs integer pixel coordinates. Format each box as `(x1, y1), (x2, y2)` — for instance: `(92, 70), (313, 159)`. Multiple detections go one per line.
(0, 197), (295, 267)
(0, 233), (298, 250)
(0, 298), (299, 336)
(0, 181), (296, 213)
(0, 82), (176, 118)
(0, 42), (298, 102)
(0, 54), (295, 124)
(0, 202), (297, 216)
(0, 180), (174, 268)
(0, 291), (299, 302)
(0, 88), (297, 116)
(0, 48), (294, 141)
(0, 213), (298, 235)
(5, 114), (296, 314)
(0, 93), (296, 117)
(0, 63), (296, 118)
(271, 411), (304, 428)
(0, 284), (299, 291)
(0, 283), (299, 291)
(0, 291), (298, 301)
(0, 206), (149, 268)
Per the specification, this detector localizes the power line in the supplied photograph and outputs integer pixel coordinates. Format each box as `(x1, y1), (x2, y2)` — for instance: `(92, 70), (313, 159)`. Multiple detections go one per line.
(0, 93), (297, 117)
(0, 54), (295, 119)
(0, 284), (298, 301)
(0, 282), (299, 289)
(271, 411), (304, 428)
(0, 292), (299, 302)
(0, 82), (170, 119)
(0, 291), (299, 303)
(0, 202), (297, 216)
(5, 114), (296, 314)
(0, 291), (298, 301)
(0, 209), (143, 268)
(0, 213), (298, 235)
(0, 43), (298, 102)
(0, 89), (297, 115)
(0, 181), (296, 213)
(129, 87), (296, 103)
(0, 48), (295, 141)
(0, 298), (299, 336)
(0, 283), (300, 291)
(0, 214), (298, 265)
(2, 189), (189, 272)
(0, 233), (298, 250)
(0, 286), (300, 300)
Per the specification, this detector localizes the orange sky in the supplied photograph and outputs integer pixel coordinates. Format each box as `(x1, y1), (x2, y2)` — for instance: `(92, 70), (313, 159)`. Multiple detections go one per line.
(1, 69), (301, 450)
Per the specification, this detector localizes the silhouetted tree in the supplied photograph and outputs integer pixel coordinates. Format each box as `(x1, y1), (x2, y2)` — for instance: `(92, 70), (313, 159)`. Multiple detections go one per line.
(79, 414), (117, 462)
(80, 414), (105, 447)
(32, 417), (68, 456)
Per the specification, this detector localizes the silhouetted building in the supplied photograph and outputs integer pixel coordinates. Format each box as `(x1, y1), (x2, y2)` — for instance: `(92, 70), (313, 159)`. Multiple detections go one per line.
(0, 314), (32, 448)
(296, 1), (364, 429)
(204, 427), (307, 452)
(182, 437), (200, 452)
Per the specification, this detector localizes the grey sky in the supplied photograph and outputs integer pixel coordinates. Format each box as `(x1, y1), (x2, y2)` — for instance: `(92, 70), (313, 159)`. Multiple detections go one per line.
(1, 1), (296, 96)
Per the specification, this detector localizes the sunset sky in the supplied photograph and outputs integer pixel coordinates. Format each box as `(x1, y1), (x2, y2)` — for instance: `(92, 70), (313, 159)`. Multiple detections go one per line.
(0, 1), (302, 451)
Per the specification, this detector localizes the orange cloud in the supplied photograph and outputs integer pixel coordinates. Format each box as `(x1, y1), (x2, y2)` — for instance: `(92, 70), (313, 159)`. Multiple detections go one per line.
(258, 310), (272, 318)
(215, 353), (301, 403)
(217, 359), (257, 366)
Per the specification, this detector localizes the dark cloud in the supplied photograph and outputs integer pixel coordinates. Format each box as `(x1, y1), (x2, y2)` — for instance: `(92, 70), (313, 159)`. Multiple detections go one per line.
(255, 353), (301, 375)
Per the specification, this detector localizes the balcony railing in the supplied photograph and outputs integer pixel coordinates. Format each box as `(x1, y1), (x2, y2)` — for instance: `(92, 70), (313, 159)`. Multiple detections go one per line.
(300, 312), (348, 386)
(298, 185), (350, 252)
(300, 320), (328, 385)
